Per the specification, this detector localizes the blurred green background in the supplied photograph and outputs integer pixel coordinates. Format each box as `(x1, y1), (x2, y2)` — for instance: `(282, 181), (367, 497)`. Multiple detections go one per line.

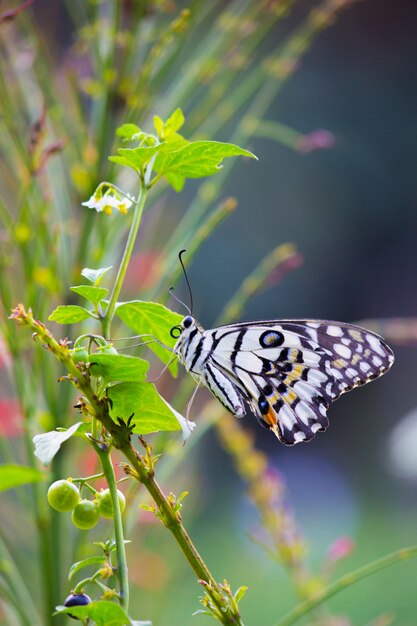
(1, 0), (417, 624)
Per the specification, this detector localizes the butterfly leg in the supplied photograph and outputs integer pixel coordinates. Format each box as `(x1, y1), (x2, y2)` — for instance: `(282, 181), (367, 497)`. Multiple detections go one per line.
(186, 379), (202, 423)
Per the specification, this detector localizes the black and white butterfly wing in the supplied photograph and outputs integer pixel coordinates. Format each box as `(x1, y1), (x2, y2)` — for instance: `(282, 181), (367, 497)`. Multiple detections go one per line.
(205, 320), (394, 445)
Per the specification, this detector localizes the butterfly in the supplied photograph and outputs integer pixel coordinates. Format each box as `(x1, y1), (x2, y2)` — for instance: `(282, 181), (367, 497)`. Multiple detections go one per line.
(170, 316), (394, 445)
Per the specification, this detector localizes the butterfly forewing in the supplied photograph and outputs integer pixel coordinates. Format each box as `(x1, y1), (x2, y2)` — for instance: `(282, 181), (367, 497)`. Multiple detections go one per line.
(176, 318), (394, 445)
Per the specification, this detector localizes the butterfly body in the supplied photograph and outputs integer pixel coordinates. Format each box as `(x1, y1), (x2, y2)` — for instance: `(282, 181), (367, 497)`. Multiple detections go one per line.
(172, 316), (394, 445)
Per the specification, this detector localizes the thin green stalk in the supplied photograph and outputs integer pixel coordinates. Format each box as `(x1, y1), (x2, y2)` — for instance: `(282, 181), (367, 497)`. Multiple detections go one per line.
(0, 533), (43, 626)
(102, 183), (148, 338)
(251, 119), (303, 150)
(95, 444), (129, 612)
(11, 358), (57, 626)
(274, 546), (417, 626)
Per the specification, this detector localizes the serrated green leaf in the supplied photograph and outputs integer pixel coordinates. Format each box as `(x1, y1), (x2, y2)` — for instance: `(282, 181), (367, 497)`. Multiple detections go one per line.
(71, 285), (108, 306)
(0, 465), (45, 492)
(68, 556), (107, 581)
(89, 354), (149, 384)
(109, 146), (160, 173)
(108, 382), (182, 434)
(33, 422), (84, 466)
(116, 301), (182, 376)
(55, 601), (131, 625)
(48, 305), (93, 324)
(81, 266), (113, 286)
(164, 108), (185, 136)
(155, 140), (257, 180)
(116, 123), (141, 141)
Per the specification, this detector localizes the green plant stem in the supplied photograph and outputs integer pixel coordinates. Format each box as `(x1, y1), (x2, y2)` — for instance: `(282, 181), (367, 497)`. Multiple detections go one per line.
(274, 545), (417, 626)
(95, 444), (130, 612)
(102, 183), (148, 338)
(12, 308), (243, 626)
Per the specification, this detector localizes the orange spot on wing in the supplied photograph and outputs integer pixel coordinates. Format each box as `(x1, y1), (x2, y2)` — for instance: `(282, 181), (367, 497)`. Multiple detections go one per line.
(265, 405), (277, 427)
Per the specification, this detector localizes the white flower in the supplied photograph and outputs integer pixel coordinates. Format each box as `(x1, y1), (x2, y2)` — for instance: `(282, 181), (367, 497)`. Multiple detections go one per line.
(82, 187), (134, 215)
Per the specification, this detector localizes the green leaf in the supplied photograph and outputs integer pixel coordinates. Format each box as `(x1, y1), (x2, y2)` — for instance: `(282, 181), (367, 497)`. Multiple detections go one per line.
(109, 146), (160, 173)
(164, 108), (185, 136)
(0, 465), (45, 492)
(81, 266), (113, 286)
(55, 600), (131, 625)
(153, 115), (164, 138)
(89, 354), (149, 385)
(33, 422), (85, 466)
(155, 140), (257, 179)
(68, 556), (107, 581)
(108, 382), (182, 434)
(71, 285), (108, 306)
(164, 171), (185, 192)
(116, 123), (141, 141)
(116, 301), (182, 376)
(48, 305), (93, 324)
(154, 109), (184, 140)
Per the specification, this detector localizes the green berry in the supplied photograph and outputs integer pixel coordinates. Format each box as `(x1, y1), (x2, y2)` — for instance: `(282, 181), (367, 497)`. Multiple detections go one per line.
(47, 480), (80, 512)
(71, 500), (100, 530)
(69, 347), (89, 364)
(97, 488), (126, 519)
(96, 343), (117, 355)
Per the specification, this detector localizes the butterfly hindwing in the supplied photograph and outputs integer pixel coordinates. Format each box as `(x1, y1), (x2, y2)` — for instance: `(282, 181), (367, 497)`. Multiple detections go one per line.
(205, 320), (394, 445)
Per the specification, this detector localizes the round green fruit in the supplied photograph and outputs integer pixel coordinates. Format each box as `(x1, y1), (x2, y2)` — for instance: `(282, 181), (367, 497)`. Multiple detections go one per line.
(71, 500), (100, 530)
(69, 347), (89, 364)
(47, 480), (80, 512)
(96, 343), (118, 355)
(97, 488), (126, 519)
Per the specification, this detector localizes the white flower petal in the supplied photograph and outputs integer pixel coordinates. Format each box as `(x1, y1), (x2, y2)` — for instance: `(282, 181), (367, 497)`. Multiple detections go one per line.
(159, 397), (196, 441)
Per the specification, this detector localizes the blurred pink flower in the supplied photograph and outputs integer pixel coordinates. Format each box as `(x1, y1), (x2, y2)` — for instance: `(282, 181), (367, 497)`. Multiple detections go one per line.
(0, 399), (23, 437)
(327, 536), (355, 562)
(296, 129), (336, 154)
(125, 251), (162, 291)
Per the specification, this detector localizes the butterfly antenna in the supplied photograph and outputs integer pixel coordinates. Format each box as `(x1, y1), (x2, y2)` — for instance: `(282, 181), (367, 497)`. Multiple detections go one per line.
(168, 286), (191, 315)
(179, 248), (194, 315)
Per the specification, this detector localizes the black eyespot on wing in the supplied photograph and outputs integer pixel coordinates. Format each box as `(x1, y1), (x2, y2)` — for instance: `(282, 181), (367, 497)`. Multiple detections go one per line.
(263, 383), (274, 396)
(259, 330), (284, 348)
(258, 396), (269, 415)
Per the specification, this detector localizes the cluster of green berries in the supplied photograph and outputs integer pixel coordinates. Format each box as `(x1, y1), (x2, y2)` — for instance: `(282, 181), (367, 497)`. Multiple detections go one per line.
(47, 479), (126, 529)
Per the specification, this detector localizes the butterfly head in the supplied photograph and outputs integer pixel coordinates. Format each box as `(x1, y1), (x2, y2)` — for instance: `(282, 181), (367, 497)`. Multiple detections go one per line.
(170, 315), (206, 369)
(170, 315), (195, 340)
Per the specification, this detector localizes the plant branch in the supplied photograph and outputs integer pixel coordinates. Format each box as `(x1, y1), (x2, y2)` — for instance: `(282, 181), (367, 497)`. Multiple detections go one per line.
(94, 444), (129, 612)
(119, 441), (244, 626)
(10, 306), (244, 626)
(102, 183), (148, 339)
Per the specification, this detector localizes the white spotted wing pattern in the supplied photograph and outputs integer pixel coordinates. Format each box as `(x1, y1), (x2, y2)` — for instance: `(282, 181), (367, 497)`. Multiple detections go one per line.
(172, 317), (394, 445)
